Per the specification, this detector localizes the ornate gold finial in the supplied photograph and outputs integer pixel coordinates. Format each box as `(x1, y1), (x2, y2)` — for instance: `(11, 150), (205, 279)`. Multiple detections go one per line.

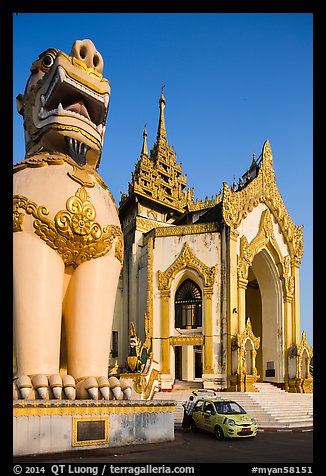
(157, 84), (166, 140)
(141, 123), (148, 157)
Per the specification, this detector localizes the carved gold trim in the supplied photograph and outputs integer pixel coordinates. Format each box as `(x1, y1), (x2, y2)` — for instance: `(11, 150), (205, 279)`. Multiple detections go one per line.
(136, 216), (167, 233)
(13, 187), (123, 269)
(13, 400), (176, 417)
(72, 416), (109, 447)
(222, 140), (303, 264)
(237, 209), (295, 301)
(158, 242), (216, 291)
(142, 222), (218, 246)
(170, 335), (204, 346)
(188, 194), (222, 211)
(154, 222), (219, 237)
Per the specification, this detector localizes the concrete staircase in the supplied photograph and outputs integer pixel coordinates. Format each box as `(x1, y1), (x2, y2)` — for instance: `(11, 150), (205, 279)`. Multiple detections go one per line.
(153, 381), (313, 430)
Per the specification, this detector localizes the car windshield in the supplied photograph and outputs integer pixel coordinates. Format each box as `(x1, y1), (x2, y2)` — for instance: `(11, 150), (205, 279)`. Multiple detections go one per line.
(215, 401), (247, 415)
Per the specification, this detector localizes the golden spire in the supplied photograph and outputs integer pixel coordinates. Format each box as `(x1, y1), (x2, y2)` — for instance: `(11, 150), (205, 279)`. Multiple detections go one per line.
(141, 123), (148, 156)
(157, 82), (167, 142)
(119, 84), (194, 213)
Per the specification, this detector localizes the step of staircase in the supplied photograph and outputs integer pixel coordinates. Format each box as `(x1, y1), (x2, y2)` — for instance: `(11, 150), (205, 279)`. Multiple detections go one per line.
(153, 382), (313, 430)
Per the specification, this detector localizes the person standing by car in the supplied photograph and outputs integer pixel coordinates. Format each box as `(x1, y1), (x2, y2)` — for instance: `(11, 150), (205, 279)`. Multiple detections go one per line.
(182, 395), (195, 431)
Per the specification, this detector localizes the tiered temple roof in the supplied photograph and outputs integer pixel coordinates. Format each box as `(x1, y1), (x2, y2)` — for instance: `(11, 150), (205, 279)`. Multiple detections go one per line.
(119, 91), (194, 214)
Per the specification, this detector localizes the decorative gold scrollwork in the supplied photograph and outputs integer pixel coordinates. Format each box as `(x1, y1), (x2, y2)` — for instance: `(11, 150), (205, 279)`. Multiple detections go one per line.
(222, 140), (303, 264)
(13, 187), (124, 269)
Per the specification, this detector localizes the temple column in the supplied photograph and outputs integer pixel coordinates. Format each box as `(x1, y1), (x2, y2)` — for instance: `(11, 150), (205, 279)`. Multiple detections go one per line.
(227, 229), (239, 389)
(291, 258), (301, 344)
(238, 277), (248, 335)
(229, 230), (239, 335)
(203, 288), (214, 374)
(283, 296), (293, 391)
(283, 298), (292, 349)
(161, 290), (170, 374)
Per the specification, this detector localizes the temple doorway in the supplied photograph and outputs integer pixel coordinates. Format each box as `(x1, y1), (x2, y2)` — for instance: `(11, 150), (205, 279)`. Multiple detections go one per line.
(245, 249), (283, 383)
(194, 345), (203, 379)
(175, 346), (182, 380)
(246, 268), (262, 380)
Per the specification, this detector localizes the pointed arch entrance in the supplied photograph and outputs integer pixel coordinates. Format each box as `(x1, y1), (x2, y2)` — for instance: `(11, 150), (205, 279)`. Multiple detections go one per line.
(234, 209), (294, 390)
(246, 248), (284, 383)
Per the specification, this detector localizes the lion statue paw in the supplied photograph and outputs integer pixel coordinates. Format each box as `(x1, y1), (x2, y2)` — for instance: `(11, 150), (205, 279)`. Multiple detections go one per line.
(13, 374), (132, 401)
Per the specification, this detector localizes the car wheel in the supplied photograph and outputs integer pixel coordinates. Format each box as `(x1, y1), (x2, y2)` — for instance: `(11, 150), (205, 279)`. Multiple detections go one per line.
(214, 425), (224, 440)
(190, 419), (197, 432)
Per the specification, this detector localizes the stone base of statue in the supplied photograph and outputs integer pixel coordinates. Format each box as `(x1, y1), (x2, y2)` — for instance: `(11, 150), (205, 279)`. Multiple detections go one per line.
(13, 399), (176, 456)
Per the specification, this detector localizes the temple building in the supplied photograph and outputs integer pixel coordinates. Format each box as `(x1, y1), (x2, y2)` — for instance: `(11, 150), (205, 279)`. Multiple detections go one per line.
(111, 90), (312, 394)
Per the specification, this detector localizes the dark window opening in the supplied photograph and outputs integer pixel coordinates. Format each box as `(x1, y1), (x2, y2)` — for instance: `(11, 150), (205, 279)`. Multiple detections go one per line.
(175, 279), (202, 329)
(111, 330), (118, 357)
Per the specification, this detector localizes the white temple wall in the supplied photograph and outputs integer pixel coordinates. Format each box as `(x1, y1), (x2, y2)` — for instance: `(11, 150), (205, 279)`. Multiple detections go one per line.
(151, 231), (221, 378)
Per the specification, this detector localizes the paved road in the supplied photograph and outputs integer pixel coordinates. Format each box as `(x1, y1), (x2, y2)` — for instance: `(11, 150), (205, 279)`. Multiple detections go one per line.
(14, 429), (313, 465)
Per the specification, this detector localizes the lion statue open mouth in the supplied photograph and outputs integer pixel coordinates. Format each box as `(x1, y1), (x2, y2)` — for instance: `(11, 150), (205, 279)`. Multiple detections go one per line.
(16, 39), (110, 168)
(13, 39), (131, 401)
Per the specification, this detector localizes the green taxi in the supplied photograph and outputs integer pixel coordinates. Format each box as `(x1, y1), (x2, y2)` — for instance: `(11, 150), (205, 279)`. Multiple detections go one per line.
(190, 397), (258, 439)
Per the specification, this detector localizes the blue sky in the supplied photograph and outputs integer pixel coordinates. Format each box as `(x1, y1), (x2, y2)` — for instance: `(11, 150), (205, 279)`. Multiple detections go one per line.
(13, 13), (313, 346)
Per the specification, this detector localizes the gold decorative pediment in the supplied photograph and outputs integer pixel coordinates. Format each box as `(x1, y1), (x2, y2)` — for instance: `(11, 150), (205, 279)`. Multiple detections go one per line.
(297, 331), (313, 359)
(158, 242), (216, 291)
(222, 140), (303, 264)
(13, 187), (123, 269)
(238, 209), (295, 300)
(237, 318), (260, 350)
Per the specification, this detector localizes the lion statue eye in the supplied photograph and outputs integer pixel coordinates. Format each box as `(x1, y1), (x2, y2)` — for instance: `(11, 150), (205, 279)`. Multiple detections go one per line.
(42, 54), (55, 69)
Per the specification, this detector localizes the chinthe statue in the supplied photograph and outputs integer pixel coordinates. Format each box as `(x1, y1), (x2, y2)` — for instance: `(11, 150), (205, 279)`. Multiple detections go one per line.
(13, 39), (129, 400)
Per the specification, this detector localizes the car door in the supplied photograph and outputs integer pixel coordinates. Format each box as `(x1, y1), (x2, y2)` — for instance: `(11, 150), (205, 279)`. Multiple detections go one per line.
(202, 401), (216, 432)
(192, 399), (205, 429)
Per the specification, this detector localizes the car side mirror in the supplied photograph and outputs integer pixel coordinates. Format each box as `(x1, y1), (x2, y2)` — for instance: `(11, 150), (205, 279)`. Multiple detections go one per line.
(205, 409), (212, 415)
